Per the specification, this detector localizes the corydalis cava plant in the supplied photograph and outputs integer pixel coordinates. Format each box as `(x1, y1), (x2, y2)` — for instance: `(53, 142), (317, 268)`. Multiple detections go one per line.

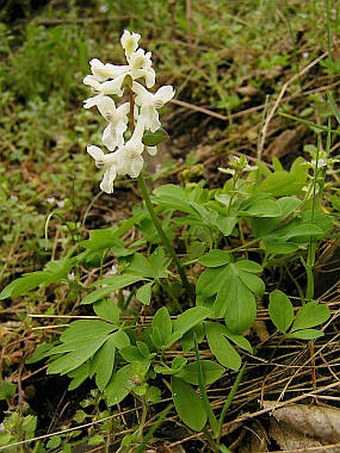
(84, 30), (175, 193)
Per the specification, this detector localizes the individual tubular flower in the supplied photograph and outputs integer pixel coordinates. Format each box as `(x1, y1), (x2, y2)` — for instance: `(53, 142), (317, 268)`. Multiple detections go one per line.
(128, 49), (156, 88)
(115, 117), (145, 178)
(87, 118), (146, 193)
(132, 81), (175, 132)
(83, 75), (127, 97)
(87, 145), (118, 194)
(120, 30), (141, 58)
(88, 58), (129, 82)
(84, 95), (130, 150)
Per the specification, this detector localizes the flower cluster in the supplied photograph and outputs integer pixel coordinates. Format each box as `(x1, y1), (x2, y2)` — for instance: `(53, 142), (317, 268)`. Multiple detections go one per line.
(84, 30), (175, 193)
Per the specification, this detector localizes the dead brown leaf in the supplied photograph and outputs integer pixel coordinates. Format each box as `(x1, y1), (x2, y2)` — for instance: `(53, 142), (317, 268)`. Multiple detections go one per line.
(263, 125), (307, 158)
(264, 402), (340, 444)
(238, 420), (270, 452)
(269, 417), (324, 451)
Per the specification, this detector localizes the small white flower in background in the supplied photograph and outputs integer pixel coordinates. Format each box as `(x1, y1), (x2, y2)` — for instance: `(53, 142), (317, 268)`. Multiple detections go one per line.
(110, 264), (118, 275)
(311, 158), (327, 168)
(68, 271), (75, 281)
(84, 30), (175, 194)
(218, 155), (257, 176)
(99, 4), (109, 13)
(309, 149), (330, 170)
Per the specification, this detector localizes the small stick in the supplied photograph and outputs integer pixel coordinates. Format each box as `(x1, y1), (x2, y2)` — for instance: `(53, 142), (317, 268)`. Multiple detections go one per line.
(258, 51), (328, 156)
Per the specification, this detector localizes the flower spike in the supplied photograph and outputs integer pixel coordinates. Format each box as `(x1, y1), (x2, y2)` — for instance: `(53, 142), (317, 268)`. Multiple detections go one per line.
(84, 30), (175, 193)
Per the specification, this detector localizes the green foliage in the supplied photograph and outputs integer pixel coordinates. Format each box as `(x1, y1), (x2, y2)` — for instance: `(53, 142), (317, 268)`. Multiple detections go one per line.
(176, 361), (225, 385)
(206, 322), (242, 370)
(292, 301), (330, 331)
(151, 306), (172, 349)
(0, 259), (73, 299)
(197, 256), (264, 333)
(0, 380), (16, 400)
(142, 128), (169, 146)
(0, 413), (38, 452)
(45, 318), (130, 392)
(1, 1), (338, 447)
(104, 364), (136, 406)
(3, 146), (334, 437)
(269, 290), (330, 340)
(3, 145), (335, 438)
(8, 24), (89, 102)
(269, 290), (294, 333)
(82, 248), (169, 304)
(171, 376), (207, 431)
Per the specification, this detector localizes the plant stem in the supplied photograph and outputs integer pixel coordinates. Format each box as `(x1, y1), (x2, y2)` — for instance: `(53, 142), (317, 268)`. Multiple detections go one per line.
(194, 333), (218, 435)
(306, 132), (322, 299)
(217, 362), (246, 444)
(138, 173), (194, 303)
(136, 403), (173, 453)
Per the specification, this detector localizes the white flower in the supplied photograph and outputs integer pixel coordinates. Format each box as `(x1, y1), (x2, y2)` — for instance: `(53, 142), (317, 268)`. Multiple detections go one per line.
(87, 145), (118, 193)
(83, 31), (156, 99)
(311, 158), (327, 168)
(84, 95), (130, 150)
(87, 119), (146, 193)
(120, 30), (141, 58)
(83, 50), (155, 96)
(83, 75), (126, 97)
(115, 118), (145, 177)
(128, 48), (156, 88)
(132, 82), (175, 132)
(89, 58), (128, 82)
(110, 264), (118, 275)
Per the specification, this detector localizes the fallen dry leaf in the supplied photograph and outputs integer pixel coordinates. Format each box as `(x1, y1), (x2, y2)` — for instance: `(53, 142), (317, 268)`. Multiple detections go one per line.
(263, 125), (307, 158)
(263, 402), (340, 444)
(238, 420), (269, 452)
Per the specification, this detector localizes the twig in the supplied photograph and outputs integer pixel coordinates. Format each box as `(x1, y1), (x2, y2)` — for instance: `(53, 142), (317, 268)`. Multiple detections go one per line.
(258, 51), (328, 155)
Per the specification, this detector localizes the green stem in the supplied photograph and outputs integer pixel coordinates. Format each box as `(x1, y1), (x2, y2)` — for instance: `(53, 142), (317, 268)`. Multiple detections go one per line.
(306, 133), (322, 299)
(226, 172), (239, 216)
(194, 333), (218, 435)
(217, 362), (246, 444)
(137, 173), (194, 303)
(136, 404), (173, 453)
